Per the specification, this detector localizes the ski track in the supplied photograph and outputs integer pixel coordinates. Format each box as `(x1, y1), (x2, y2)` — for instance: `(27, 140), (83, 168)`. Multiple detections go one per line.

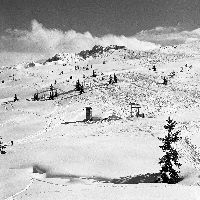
(4, 178), (34, 200)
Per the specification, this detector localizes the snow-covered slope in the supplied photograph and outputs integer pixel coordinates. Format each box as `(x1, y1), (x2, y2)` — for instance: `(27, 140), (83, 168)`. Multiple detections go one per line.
(1, 44), (200, 200)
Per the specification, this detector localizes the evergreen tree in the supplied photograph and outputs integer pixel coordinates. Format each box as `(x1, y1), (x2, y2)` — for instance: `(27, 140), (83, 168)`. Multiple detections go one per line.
(75, 79), (81, 91)
(109, 75), (113, 84)
(50, 84), (53, 91)
(114, 73), (118, 83)
(158, 117), (182, 184)
(34, 92), (39, 101)
(33, 93), (36, 101)
(0, 136), (6, 154)
(54, 90), (58, 97)
(36, 92), (39, 100)
(163, 77), (168, 85)
(79, 84), (84, 94)
(49, 91), (54, 100)
(14, 94), (18, 102)
(152, 65), (156, 71)
(92, 70), (97, 77)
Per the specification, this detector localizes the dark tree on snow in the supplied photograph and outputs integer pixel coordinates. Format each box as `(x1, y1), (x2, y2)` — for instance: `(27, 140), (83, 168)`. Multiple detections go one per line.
(75, 79), (81, 91)
(163, 77), (168, 85)
(33, 93), (39, 101)
(0, 136), (6, 154)
(79, 84), (84, 94)
(109, 75), (113, 84)
(92, 70), (97, 77)
(54, 90), (58, 97)
(14, 94), (18, 102)
(114, 73), (118, 83)
(49, 91), (54, 100)
(50, 84), (53, 91)
(158, 117), (182, 184)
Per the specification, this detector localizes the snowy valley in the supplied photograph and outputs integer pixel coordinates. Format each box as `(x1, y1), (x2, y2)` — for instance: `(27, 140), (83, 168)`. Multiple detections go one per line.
(1, 43), (200, 199)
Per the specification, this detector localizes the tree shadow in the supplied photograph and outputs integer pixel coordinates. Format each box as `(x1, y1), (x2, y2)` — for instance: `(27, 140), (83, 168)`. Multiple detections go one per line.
(32, 165), (183, 184)
(111, 173), (161, 184)
(32, 164), (111, 183)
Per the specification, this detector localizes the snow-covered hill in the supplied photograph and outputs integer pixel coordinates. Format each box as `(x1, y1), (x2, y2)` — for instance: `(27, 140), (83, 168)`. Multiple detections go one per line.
(1, 44), (200, 200)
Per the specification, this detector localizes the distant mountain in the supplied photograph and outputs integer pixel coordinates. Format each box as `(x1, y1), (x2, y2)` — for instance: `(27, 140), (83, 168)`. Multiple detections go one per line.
(44, 53), (85, 64)
(7, 41), (200, 70)
(78, 45), (126, 59)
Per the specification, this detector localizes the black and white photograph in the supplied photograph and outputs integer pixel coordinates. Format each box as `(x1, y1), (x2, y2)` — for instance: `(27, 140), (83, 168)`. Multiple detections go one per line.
(1, 0), (200, 199)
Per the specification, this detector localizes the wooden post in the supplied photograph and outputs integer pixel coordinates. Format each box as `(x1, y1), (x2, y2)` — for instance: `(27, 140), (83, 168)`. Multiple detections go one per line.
(129, 103), (141, 118)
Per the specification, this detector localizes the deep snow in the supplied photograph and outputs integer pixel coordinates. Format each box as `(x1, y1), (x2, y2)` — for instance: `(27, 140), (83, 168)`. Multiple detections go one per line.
(1, 45), (200, 199)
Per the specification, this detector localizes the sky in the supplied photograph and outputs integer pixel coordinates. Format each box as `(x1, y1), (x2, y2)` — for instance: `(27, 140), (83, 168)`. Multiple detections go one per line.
(1, 0), (200, 65)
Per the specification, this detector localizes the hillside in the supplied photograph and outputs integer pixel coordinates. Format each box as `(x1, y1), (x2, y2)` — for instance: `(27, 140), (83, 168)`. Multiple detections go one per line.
(1, 44), (200, 200)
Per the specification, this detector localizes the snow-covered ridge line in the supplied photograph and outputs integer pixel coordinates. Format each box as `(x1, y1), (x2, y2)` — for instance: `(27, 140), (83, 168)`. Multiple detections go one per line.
(4, 41), (198, 70)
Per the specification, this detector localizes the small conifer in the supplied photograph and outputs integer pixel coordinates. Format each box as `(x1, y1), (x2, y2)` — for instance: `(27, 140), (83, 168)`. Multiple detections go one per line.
(158, 117), (182, 184)
(0, 136), (6, 154)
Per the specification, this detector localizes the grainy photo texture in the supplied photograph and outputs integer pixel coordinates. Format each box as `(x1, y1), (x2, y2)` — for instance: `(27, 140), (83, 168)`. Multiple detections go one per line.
(1, 0), (200, 199)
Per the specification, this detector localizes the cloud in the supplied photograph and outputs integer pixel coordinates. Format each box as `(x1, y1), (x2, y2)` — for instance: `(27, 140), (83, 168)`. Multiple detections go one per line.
(135, 26), (200, 46)
(6, 20), (200, 66)
(0, 19), (159, 56)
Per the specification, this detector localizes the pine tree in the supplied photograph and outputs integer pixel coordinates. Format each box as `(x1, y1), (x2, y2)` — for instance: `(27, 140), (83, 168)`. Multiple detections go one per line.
(0, 136), (6, 154)
(54, 90), (58, 97)
(92, 70), (97, 77)
(109, 75), (113, 84)
(49, 91), (54, 100)
(158, 117), (182, 184)
(79, 84), (84, 94)
(50, 84), (53, 91)
(75, 79), (81, 91)
(36, 92), (39, 100)
(114, 73), (117, 83)
(14, 94), (18, 102)
(163, 77), (168, 85)
(34, 92), (39, 101)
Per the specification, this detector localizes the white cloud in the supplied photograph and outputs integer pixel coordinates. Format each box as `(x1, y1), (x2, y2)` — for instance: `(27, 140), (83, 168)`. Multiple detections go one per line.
(136, 26), (200, 46)
(0, 19), (160, 55)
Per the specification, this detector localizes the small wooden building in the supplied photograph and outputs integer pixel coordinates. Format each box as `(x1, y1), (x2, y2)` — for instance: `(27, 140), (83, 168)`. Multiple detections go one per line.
(86, 107), (92, 121)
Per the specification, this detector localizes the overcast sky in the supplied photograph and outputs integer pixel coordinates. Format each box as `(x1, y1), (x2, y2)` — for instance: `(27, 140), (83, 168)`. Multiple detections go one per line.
(1, 0), (200, 65)
(1, 0), (200, 35)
